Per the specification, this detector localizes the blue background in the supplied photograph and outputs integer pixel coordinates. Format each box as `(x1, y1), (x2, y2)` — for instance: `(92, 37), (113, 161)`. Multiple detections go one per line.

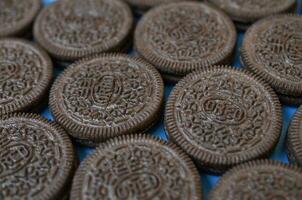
(41, 0), (301, 199)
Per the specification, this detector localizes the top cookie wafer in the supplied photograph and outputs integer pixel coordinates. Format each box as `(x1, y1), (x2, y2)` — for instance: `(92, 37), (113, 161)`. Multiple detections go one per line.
(0, 0), (41, 37)
(135, 2), (236, 79)
(209, 160), (302, 200)
(241, 14), (302, 97)
(70, 134), (202, 200)
(208, 0), (296, 25)
(34, 0), (133, 62)
(287, 105), (302, 166)
(49, 54), (164, 145)
(165, 66), (282, 172)
(0, 39), (53, 116)
(0, 113), (75, 200)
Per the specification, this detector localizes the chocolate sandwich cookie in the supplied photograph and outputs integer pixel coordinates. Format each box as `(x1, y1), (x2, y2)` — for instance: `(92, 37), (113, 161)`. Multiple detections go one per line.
(0, 39), (53, 116)
(209, 160), (302, 200)
(0, 113), (75, 200)
(241, 15), (302, 105)
(287, 106), (302, 166)
(124, 0), (196, 14)
(208, 0), (296, 30)
(134, 2), (236, 82)
(70, 134), (202, 200)
(0, 0), (41, 38)
(165, 66), (282, 172)
(34, 0), (133, 63)
(49, 54), (164, 146)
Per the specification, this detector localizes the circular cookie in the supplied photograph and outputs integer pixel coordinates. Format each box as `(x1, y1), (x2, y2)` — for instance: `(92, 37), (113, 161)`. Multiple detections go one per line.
(34, 0), (133, 62)
(208, 0), (296, 30)
(0, 113), (75, 200)
(287, 106), (302, 166)
(49, 54), (164, 145)
(135, 2), (236, 80)
(70, 134), (202, 200)
(241, 15), (302, 99)
(0, 0), (41, 38)
(165, 66), (282, 172)
(209, 160), (302, 200)
(0, 39), (53, 116)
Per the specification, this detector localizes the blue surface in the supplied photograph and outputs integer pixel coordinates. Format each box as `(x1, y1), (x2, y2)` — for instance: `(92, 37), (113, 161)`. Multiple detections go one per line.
(41, 0), (301, 199)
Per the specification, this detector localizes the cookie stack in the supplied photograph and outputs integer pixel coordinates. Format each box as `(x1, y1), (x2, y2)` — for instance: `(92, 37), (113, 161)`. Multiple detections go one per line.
(1, 0), (302, 199)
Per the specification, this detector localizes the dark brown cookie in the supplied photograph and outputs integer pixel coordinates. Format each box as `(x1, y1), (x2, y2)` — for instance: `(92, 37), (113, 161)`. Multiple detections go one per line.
(34, 0), (133, 62)
(165, 66), (282, 172)
(70, 134), (202, 200)
(208, 0), (296, 30)
(287, 106), (302, 166)
(241, 15), (302, 104)
(49, 54), (164, 146)
(0, 0), (41, 38)
(134, 2), (236, 81)
(0, 39), (53, 116)
(209, 160), (302, 200)
(0, 113), (75, 200)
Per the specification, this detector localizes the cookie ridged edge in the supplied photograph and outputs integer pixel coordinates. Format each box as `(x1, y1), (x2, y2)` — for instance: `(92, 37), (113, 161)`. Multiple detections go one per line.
(49, 53), (164, 143)
(209, 159), (302, 199)
(33, 0), (134, 61)
(287, 106), (302, 166)
(70, 134), (202, 200)
(208, 0), (296, 23)
(241, 14), (302, 96)
(0, 112), (76, 200)
(0, 38), (53, 116)
(134, 2), (237, 76)
(0, 0), (41, 37)
(165, 65), (282, 172)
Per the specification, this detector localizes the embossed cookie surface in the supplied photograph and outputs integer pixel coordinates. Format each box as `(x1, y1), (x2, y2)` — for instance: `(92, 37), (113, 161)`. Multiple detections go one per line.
(0, 114), (75, 200)
(70, 135), (202, 200)
(135, 2), (236, 77)
(0, 39), (53, 115)
(242, 15), (302, 96)
(209, 160), (302, 200)
(49, 54), (164, 143)
(165, 67), (282, 172)
(287, 106), (302, 166)
(208, 0), (295, 22)
(0, 0), (41, 37)
(34, 0), (133, 61)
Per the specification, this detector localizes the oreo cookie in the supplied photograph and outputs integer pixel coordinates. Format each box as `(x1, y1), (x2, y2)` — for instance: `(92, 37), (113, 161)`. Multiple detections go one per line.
(0, 39), (53, 116)
(287, 106), (302, 166)
(0, 113), (75, 200)
(208, 0), (296, 30)
(124, 0), (196, 14)
(241, 15), (302, 105)
(70, 134), (202, 200)
(209, 160), (302, 200)
(0, 0), (41, 38)
(165, 66), (282, 172)
(34, 0), (133, 63)
(134, 2), (236, 82)
(49, 54), (164, 146)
